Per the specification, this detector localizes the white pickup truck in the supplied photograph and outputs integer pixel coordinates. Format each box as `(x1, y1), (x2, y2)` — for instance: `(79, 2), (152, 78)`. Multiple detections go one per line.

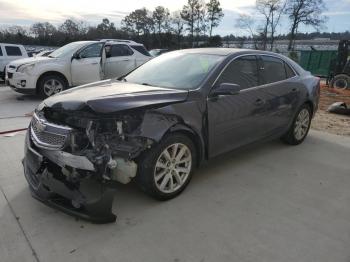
(6, 40), (151, 97)
(0, 43), (28, 80)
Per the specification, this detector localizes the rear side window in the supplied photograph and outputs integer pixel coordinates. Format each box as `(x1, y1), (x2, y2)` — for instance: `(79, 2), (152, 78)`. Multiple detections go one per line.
(131, 45), (151, 56)
(5, 46), (22, 56)
(217, 55), (258, 89)
(285, 63), (296, 78)
(260, 56), (286, 84)
(110, 45), (133, 57)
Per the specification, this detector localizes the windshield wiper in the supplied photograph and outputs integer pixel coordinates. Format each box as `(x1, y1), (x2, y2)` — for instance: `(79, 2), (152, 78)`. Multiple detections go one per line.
(141, 83), (153, 86)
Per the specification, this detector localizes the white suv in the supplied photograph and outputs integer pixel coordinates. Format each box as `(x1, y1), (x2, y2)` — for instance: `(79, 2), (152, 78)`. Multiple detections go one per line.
(6, 40), (151, 97)
(0, 43), (28, 80)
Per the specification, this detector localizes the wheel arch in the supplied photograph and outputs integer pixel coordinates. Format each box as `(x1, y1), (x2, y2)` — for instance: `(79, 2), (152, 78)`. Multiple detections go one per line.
(303, 100), (315, 116)
(165, 124), (205, 167)
(36, 71), (69, 94)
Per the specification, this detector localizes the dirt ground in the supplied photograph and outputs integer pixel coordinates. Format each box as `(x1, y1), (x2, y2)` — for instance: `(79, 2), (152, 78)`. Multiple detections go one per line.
(311, 82), (350, 136)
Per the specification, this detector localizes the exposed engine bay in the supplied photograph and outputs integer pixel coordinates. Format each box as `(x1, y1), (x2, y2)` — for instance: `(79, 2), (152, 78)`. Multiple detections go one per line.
(23, 108), (156, 223)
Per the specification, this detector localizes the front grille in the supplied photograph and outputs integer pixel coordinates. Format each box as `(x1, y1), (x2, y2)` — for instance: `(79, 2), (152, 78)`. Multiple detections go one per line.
(7, 72), (13, 79)
(30, 113), (72, 150)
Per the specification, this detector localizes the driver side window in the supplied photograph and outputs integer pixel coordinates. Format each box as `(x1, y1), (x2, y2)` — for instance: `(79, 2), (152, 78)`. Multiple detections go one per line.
(79, 43), (103, 58)
(217, 55), (258, 89)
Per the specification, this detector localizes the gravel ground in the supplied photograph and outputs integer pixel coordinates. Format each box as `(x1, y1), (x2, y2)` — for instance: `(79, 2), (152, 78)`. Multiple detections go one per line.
(311, 83), (350, 136)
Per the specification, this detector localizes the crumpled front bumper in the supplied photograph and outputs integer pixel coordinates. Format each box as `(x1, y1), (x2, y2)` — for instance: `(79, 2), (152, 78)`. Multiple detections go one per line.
(22, 133), (117, 223)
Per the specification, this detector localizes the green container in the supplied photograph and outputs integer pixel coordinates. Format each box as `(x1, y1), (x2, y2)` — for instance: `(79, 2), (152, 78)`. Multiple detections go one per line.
(299, 50), (337, 77)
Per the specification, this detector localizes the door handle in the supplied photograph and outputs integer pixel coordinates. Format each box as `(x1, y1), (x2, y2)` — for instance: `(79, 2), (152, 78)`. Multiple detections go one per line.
(292, 88), (298, 92)
(90, 62), (99, 65)
(254, 98), (265, 106)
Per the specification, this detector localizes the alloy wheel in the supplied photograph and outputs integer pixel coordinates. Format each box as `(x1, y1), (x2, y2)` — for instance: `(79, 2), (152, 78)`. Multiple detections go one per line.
(294, 108), (310, 141)
(154, 143), (192, 194)
(43, 79), (64, 97)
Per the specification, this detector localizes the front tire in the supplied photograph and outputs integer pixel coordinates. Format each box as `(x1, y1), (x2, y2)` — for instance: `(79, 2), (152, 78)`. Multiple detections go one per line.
(282, 104), (312, 145)
(38, 74), (67, 98)
(136, 133), (196, 200)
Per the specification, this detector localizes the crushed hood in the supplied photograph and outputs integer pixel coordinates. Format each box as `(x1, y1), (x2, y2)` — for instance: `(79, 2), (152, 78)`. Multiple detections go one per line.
(42, 80), (189, 113)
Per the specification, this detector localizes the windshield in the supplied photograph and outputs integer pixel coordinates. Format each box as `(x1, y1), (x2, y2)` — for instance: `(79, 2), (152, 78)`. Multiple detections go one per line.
(49, 42), (90, 58)
(125, 52), (223, 90)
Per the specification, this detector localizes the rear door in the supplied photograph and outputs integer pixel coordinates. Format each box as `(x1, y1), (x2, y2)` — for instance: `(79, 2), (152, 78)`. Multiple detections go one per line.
(71, 43), (104, 86)
(104, 44), (136, 79)
(4, 45), (23, 67)
(257, 55), (300, 136)
(208, 55), (268, 157)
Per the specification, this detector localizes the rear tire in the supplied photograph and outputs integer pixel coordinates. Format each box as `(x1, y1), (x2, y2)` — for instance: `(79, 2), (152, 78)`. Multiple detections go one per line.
(330, 74), (350, 90)
(136, 133), (196, 201)
(282, 104), (312, 145)
(38, 74), (67, 98)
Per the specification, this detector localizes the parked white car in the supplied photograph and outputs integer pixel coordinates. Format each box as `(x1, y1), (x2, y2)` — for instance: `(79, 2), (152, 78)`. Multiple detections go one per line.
(0, 43), (28, 80)
(6, 40), (151, 97)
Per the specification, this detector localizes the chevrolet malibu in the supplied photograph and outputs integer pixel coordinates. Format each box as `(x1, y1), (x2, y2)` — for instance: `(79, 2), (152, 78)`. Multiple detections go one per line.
(23, 48), (320, 223)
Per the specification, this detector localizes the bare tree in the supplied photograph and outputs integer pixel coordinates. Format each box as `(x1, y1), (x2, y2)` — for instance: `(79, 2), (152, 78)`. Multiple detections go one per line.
(285, 0), (327, 50)
(269, 0), (285, 50)
(206, 0), (224, 38)
(58, 19), (87, 38)
(153, 6), (170, 46)
(122, 8), (153, 37)
(170, 11), (185, 48)
(256, 0), (270, 50)
(235, 14), (258, 48)
(194, 0), (206, 45)
(31, 22), (56, 39)
(181, 0), (201, 47)
(256, 0), (285, 50)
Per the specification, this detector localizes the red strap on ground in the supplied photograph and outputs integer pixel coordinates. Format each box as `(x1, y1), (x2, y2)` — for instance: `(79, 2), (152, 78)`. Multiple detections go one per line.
(0, 128), (27, 135)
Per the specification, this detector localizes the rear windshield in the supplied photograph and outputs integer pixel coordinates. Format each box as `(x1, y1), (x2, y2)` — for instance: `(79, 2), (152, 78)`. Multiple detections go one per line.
(131, 45), (151, 56)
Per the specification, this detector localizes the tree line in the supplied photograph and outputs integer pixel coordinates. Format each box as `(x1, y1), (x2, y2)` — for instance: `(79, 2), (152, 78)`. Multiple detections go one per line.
(236, 0), (329, 50)
(0, 0), (341, 51)
(0, 0), (224, 49)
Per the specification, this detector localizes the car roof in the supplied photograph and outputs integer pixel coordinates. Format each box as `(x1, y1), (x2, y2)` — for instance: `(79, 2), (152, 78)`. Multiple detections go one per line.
(173, 48), (307, 74)
(175, 48), (291, 57)
(176, 48), (252, 56)
(99, 39), (142, 45)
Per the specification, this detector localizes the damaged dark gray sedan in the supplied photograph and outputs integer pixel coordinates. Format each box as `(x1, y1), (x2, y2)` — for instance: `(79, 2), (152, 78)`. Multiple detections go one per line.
(23, 48), (320, 223)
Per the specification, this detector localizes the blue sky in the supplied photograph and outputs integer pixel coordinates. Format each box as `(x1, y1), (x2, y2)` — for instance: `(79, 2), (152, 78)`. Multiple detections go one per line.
(0, 0), (349, 35)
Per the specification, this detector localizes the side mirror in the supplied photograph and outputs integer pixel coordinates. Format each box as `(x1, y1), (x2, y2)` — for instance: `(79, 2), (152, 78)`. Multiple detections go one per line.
(72, 52), (82, 60)
(211, 83), (241, 97)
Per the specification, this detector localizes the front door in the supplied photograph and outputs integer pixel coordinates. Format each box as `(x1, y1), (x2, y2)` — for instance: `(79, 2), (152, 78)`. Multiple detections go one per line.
(104, 44), (136, 79)
(71, 43), (104, 86)
(207, 55), (266, 157)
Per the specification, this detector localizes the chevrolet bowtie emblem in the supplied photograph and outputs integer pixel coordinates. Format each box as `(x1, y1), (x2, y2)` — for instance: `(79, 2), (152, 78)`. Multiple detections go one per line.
(35, 119), (46, 132)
